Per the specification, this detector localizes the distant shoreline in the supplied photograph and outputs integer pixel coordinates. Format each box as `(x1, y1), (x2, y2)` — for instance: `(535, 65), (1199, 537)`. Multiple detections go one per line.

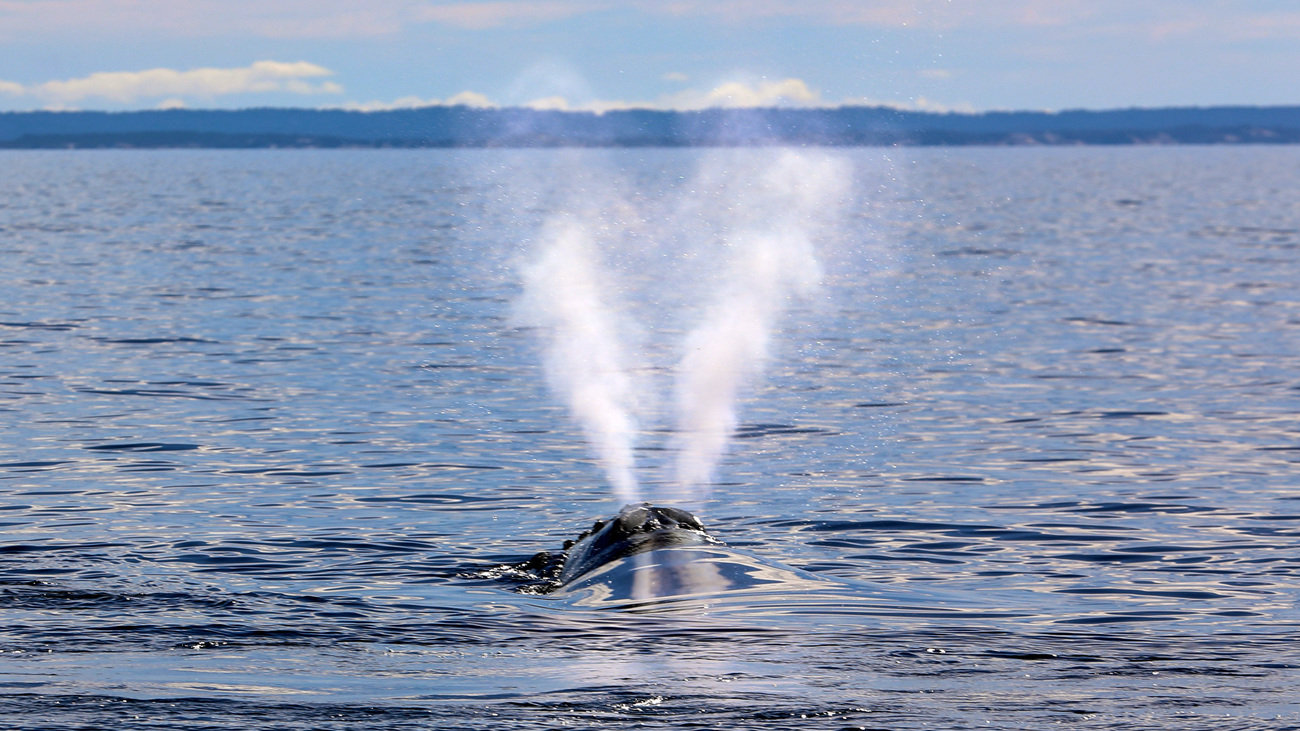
(3, 127), (1299, 149)
(2, 105), (1298, 149)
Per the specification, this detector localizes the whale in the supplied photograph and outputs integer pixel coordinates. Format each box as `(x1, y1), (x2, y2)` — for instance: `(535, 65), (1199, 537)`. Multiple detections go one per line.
(499, 503), (724, 595)
(558, 503), (720, 585)
(498, 503), (857, 610)
(486, 504), (1061, 622)
(495, 501), (1036, 622)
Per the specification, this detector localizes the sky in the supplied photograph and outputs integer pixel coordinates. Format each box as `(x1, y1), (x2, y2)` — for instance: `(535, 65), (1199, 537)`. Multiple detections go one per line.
(1, 0), (1297, 113)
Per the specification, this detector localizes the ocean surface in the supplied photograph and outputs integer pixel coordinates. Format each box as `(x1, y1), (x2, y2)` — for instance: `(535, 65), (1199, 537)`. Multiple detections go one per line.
(2, 146), (1299, 730)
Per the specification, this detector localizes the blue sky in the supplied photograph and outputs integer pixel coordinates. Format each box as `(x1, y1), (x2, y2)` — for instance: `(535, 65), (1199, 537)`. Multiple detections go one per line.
(1, 0), (1297, 113)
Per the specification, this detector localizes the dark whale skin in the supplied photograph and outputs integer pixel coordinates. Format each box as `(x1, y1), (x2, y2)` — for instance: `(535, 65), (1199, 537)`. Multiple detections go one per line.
(557, 503), (720, 585)
(550, 503), (838, 608)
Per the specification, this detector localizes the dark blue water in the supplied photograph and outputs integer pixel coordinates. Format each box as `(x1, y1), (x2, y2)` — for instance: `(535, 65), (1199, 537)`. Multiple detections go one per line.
(2, 146), (1299, 729)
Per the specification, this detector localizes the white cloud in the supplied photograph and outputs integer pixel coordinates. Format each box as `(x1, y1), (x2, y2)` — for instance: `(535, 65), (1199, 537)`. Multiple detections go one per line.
(665, 78), (822, 109)
(2, 66), (969, 115)
(338, 90), (497, 111)
(523, 95), (573, 111)
(410, 76), (972, 113)
(446, 90), (497, 107)
(0, 61), (343, 105)
(462, 77), (965, 114)
(839, 95), (975, 113)
(618, 79), (976, 113)
(557, 77), (831, 113)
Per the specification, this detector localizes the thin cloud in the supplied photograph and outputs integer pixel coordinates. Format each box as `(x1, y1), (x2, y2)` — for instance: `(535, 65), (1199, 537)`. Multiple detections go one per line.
(1004, 0), (1098, 27)
(647, 0), (959, 28)
(1224, 11), (1300, 41)
(1, 61), (342, 105)
(252, 10), (405, 39)
(416, 1), (589, 30)
(0, 0), (1012, 39)
(976, 1), (1300, 41)
(0, 1), (397, 39)
(650, 0), (1300, 39)
(1, 0), (1286, 43)
(1145, 19), (1208, 42)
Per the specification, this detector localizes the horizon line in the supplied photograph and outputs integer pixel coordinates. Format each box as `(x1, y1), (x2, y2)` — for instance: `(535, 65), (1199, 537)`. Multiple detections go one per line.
(4, 102), (1300, 117)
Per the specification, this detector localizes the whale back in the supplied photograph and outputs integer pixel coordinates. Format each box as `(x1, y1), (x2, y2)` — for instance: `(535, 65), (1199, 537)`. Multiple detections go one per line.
(557, 503), (718, 585)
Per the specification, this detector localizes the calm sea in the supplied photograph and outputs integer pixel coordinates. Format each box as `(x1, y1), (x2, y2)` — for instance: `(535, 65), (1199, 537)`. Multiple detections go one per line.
(2, 146), (1299, 730)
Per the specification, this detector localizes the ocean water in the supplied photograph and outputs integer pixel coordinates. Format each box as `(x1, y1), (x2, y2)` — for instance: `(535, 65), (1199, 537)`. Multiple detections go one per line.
(2, 145), (1299, 730)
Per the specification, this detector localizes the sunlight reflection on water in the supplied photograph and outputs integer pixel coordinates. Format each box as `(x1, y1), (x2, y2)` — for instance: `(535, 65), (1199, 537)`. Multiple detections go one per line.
(1, 146), (1299, 728)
